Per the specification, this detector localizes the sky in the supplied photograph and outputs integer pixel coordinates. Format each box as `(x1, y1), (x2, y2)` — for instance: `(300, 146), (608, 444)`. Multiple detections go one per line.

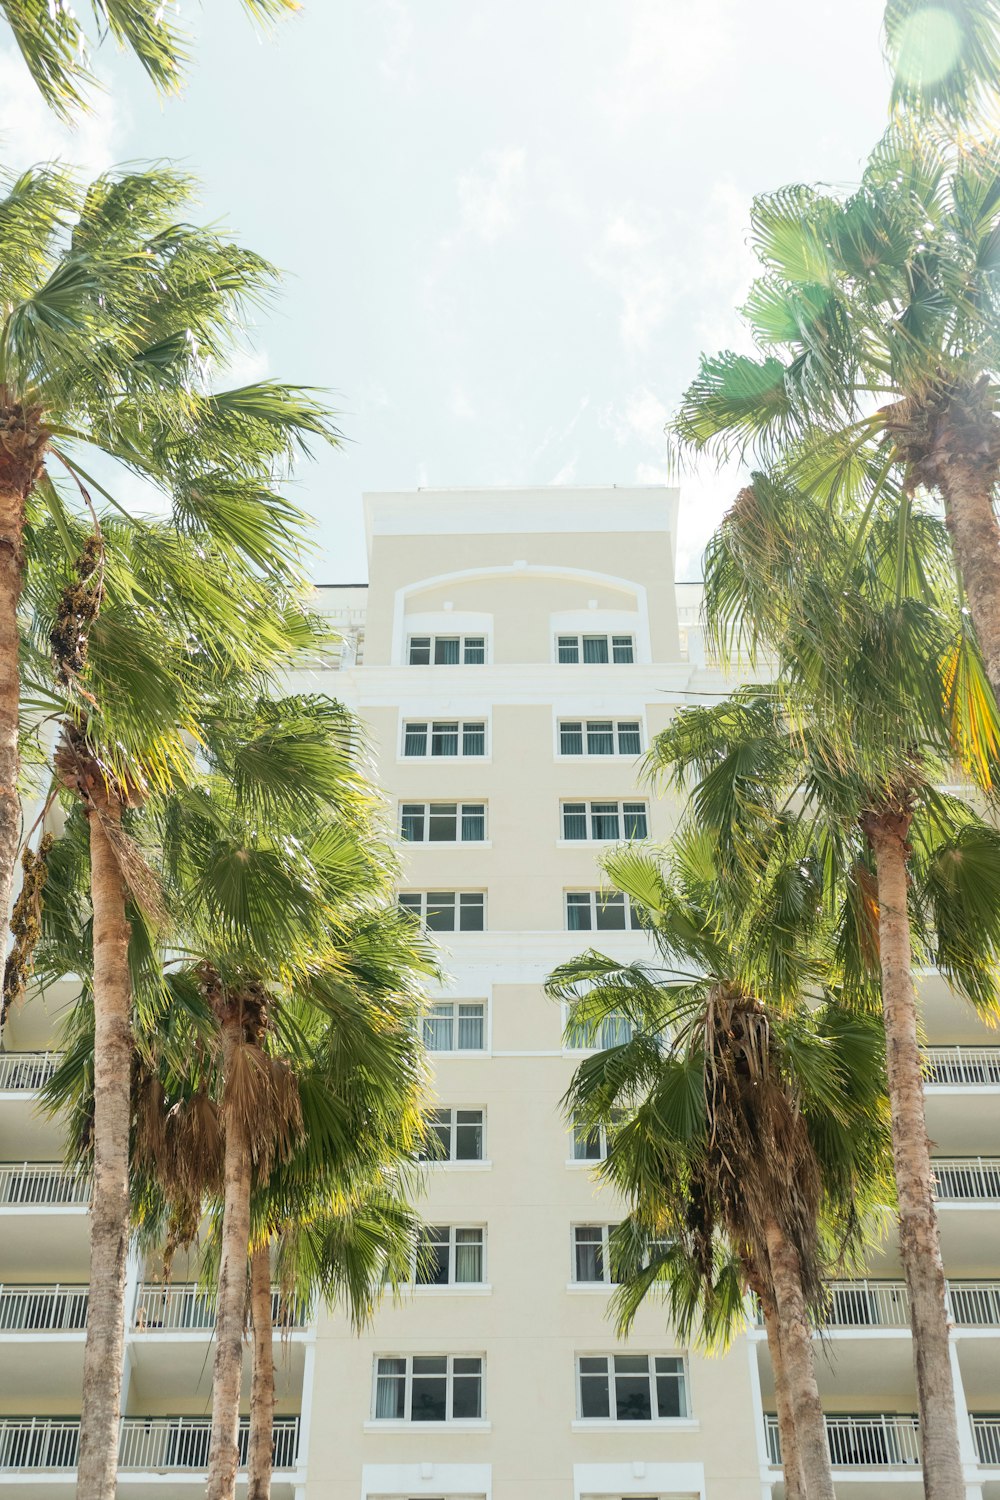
(0, 1), (892, 581)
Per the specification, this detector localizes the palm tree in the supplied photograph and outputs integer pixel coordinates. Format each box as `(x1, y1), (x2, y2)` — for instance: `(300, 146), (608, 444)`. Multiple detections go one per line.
(883, 0), (1000, 123)
(1, 0), (299, 117)
(652, 478), (1000, 1500)
(669, 122), (1000, 702)
(548, 826), (893, 1500)
(0, 160), (336, 987)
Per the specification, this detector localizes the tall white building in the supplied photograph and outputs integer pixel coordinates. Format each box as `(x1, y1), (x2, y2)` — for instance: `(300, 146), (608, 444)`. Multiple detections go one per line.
(1, 486), (999, 1499)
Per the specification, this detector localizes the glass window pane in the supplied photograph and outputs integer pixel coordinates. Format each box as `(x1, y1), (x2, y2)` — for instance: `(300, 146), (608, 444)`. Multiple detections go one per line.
(408, 637), (431, 665)
(563, 804), (587, 840)
(623, 802), (648, 839)
(595, 892), (627, 930)
(612, 635), (634, 663)
(421, 1108), (451, 1160)
(431, 722), (459, 757)
(398, 893), (423, 920)
(416, 1227), (450, 1285)
(428, 804), (458, 841)
(579, 1361), (611, 1418)
(411, 1369), (448, 1421)
(403, 723), (428, 756)
(600, 1013), (632, 1047)
(374, 1358), (406, 1418)
(587, 721), (614, 755)
(423, 1003), (455, 1051)
(615, 1368), (653, 1421)
(400, 805), (425, 842)
(573, 1123), (602, 1160)
(590, 803), (620, 840)
(560, 721), (584, 755)
(461, 804), (485, 841)
(655, 1358), (686, 1418)
(455, 1110), (484, 1160)
(617, 721), (642, 755)
(566, 892), (593, 931)
(452, 1365), (482, 1418)
(454, 1229), (484, 1283)
(457, 1003), (485, 1050)
(458, 894), (485, 931)
(582, 635), (609, 663)
(574, 1228), (605, 1282)
(463, 637), (486, 664)
(463, 722), (486, 755)
(557, 636), (579, 663)
(434, 637), (460, 664)
(425, 893), (457, 931)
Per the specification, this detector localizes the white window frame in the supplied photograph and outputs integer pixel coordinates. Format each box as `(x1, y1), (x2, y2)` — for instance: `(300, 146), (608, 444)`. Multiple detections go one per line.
(569, 1112), (621, 1164)
(400, 719), (489, 759)
(560, 800), (649, 843)
(555, 633), (636, 665)
(407, 634), (488, 666)
(575, 1353), (689, 1423)
(422, 1107), (487, 1164)
(571, 1224), (619, 1285)
(399, 802), (488, 844)
(563, 1002), (635, 1051)
(397, 891), (486, 932)
(415, 1225), (487, 1287)
(564, 890), (644, 934)
(422, 998), (488, 1054)
(371, 1353), (486, 1424)
(556, 718), (644, 758)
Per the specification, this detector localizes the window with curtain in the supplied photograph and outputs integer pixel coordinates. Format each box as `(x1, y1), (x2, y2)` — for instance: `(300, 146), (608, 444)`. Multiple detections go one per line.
(401, 720), (488, 757)
(561, 801), (648, 841)
(564, 1002), (634, 1047)
(407, 635), (488, 665)
(399, 804), (486, 843)
(416, 1226), (485, 1285)
(577, 1354), (687, 1420)
(556, 634), (636, 664)
(573, 1225), (611, 1283)
(571, 1110), (622, 1161)
(422, 999), (486, 1051)
(559, 719), (643, 755)
(373, 1355), (484, 1421)
(419, 1108), (485, 1162)
(396, 891), (485, 931)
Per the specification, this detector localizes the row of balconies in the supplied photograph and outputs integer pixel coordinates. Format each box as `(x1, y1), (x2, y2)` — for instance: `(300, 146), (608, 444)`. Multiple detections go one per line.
(764, 1413), (1000, 1469)
(0, 1415), (300, 1474)
(0, 1281), (307, 1333)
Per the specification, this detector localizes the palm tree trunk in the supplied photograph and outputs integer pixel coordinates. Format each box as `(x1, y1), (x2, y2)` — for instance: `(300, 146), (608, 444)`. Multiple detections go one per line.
(248, 1242), (275, 1500)
(939, 459), (1000, 699)
(764, 1220), (835, 1500)
(206, 1011), (252, 1500)
(867, 812), (964, 1500)
(761, 1295), (806, 1500)
(0, 478), (25, 996)
(76, 792), (132, 1500)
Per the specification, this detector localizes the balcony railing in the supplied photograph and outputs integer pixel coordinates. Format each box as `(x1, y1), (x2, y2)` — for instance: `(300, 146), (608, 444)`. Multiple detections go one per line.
(0, 1163), (88, 1207)
(134, 1282), (308, 1332)
(934, 1157), (1000, 1202)
(0, 1284), (87, 1331)
(765, 1413), (921, 1467)
(0, 1052), (59, 1092)
(769, 1279), (1000, 1331)
(0, 1416), (299, 1472)
(923, 1047), (1000, 1086)
(973, 1416), (1000, 1466)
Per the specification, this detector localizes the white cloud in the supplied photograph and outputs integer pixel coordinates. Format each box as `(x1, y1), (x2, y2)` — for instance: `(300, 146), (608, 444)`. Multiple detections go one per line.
(604, 386), (670, 449)
(0, 47), (119, 177)
(455, 147), (526, 244)
(600, 0), (735, 130)
(588, 210), (672, 353)
(378, 0), (415, 84)
(213, 344), (270, 389)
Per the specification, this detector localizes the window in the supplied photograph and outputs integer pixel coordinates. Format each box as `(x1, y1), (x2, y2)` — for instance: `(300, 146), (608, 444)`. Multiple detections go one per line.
(408, 635), (486, 665)
(423, 999), (486, 1052)
(573, 1224), (619, 1284)
(571, 1112), (621, 1161)
(577, 1354), (688, 1421)
(417, 1226), (486, 1285)
(400, 803), (487, 843)
(559, 720), (643, 756)
(373, 1354), (484, 1421)
(557, 634), (635, 664)
(565, 1007), (634, 1048)
(562, 800), (648, 841)
(421, 1107), (485, 1162)
(565, 891), (643, 932)
(398, 892), (485, 932)
(403, 720), (487, 757)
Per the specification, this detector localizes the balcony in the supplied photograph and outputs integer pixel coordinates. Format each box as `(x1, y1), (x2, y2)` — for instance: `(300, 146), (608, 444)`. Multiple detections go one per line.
(0, 1166), (89, 1282)
(134, 1282), (308, 1332)
(0, 1285), (87, 1331)
(923, 1047), (1000, 1087)
(0, 1415), (300, 1473)
(973, 1416), (1000, 1466)
(808, 1279), (1000, 1332)
(0, 1053), (59, 1092)
(0, 1164), (88, 1208)
(933, 1157), (1000, 1202)
(765, 1413), (921, 1468)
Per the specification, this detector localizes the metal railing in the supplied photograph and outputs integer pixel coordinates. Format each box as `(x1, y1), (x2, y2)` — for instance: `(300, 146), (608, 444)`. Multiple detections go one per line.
(973, 1416), (1000, 1466)
(765, 1413), (921, 1467)
(757, 1278), (1000, 1332)
(950, 1282), (1000, 1327)
(933, 1157), (1000, 1201)
(923, 1046), (1000, 1086)
(134, 1282), (308, 1332)
(0, 1163), (88, 1207)
(0, 1416), (299, 1472)
(0, 1284), (87, 1331)
(0, 1052), (59, 1091)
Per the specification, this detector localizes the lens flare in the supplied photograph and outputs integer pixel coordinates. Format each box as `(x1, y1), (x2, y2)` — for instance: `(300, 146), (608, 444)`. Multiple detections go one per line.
(895, 6), (964, 86)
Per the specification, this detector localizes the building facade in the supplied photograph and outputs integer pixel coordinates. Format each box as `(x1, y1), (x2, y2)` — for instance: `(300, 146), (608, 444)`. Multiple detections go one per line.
(1, 486), (999, 1498)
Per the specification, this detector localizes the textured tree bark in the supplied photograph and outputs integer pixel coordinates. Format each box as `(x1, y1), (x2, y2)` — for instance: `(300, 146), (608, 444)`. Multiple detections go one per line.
(248, 1242), (275, 1500)
(764, 1220), (835, 1500)
(206, 1013), (252, 1500)
(76, 793), (132, 1500)
(0, 480), (26, 1002)
(761, 1295), (806, 1500)
(940, 459), (1000, 701)
(867, 814), (964, 1500)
